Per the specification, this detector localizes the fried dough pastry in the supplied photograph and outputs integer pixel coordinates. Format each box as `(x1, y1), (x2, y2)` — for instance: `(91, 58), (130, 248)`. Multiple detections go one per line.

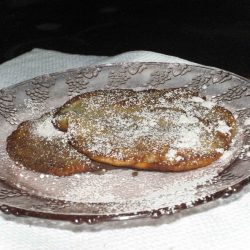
(6, 112), (103, 176)
(54, 88), (237, 172)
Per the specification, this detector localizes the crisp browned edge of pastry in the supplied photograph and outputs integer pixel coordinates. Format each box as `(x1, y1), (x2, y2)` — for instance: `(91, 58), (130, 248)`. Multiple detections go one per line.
(88, 151), (222, 172)
(68, 136), (228, 172)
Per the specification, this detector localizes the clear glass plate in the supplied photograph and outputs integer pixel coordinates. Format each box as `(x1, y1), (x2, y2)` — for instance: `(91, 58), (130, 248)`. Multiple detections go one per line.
(0, 62), (250, 227)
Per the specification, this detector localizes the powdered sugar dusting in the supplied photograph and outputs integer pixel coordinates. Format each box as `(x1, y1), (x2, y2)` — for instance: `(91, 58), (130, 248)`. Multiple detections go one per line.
(0, 62), (248, 220)
(189, 96), (215, 109)
(3, 128), (242, 214)
(35, 117), (64, 139)
(2, 90), (241, 213)
(216, 120), (231, 135)
(201, 101), (216, 109)
(173, 127), (202, 149)
(4, 89), (240, 214)
(166, 149), (177, 161)
(62, 89), (235, 164)
(189, 96), (205, 103)
(244, 118), (250, 126)
(178, 114), (199, 124)
(216, 148), (225, 154)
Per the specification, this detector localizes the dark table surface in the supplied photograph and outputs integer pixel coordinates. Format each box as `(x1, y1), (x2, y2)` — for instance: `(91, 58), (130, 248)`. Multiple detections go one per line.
(0, 0), (249, 78)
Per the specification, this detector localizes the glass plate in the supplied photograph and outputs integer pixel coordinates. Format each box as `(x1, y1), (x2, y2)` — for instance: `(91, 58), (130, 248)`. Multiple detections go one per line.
(0, 62), (250, 227)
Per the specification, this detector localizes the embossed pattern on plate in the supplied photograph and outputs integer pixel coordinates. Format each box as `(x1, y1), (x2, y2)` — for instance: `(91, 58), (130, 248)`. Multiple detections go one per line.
(0, 62), (250, 226)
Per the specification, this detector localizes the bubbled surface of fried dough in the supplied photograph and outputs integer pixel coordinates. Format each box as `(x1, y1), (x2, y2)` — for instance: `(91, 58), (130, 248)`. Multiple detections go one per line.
(6, 113), (102, 176)
(53, 88), (237, 172)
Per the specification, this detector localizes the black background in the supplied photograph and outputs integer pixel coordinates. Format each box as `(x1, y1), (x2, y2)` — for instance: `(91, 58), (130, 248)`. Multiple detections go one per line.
(0, 0), (249, 77)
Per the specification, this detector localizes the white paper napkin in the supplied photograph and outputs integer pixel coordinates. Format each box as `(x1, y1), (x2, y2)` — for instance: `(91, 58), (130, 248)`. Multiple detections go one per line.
(0, 49), (249, 250)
